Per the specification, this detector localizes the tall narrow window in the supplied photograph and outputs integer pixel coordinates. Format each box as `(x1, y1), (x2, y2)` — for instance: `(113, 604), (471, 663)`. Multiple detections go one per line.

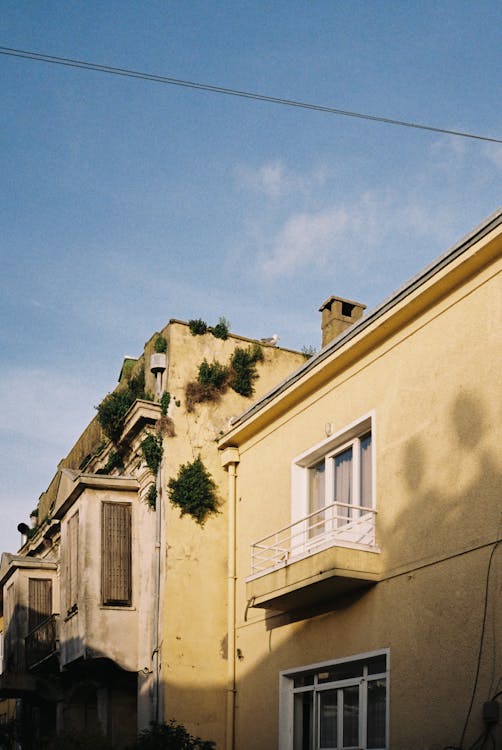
(66, 511), (79, 615)
(28, 579), (52, 632)
(309, 460), (326, 538)
(102, 502), (132, 606)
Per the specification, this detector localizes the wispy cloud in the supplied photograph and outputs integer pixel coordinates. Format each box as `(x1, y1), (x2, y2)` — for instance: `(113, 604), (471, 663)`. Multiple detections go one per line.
(257, 190), (442, 278)
(260, 204), (350, 275)
(236, 160), (328, 199)
(484, 143), (502, 170)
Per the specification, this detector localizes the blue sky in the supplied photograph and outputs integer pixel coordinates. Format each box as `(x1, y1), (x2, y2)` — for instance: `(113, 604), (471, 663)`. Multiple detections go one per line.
(1, 1), (501, 553)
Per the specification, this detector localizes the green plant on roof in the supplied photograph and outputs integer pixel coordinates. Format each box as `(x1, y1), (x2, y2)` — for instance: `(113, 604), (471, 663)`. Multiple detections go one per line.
(167, 456), (218, 525)
(212, 316), (230, 340)
(188, 319), (208, 336)
(301, 344), (318, 359)
(153, 335), (167, 353)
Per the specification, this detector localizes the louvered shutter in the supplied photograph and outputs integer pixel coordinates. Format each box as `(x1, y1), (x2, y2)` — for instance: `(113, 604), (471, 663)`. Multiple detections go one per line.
(66, 511), (79, 612)
(28, 579), (52, 631)
(102, 502), (132, 605)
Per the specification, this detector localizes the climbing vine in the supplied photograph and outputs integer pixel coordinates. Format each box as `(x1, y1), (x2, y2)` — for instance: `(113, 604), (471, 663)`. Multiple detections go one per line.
(140, 434), (163, 475)
(96, 368), (151, 444)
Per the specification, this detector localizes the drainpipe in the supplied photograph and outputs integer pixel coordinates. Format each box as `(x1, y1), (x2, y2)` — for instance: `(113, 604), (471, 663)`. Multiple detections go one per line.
(150, 353), (167, 724)
(220, 447), (240, 750)
(151, 459), (162, 723)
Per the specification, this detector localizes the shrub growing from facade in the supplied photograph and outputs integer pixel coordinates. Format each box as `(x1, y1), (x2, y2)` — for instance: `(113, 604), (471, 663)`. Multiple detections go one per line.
(167, 456), (218, 524)
(97, 368), (150, 444)
(153, 335), (167, 353)
(228, 343), (264, 397)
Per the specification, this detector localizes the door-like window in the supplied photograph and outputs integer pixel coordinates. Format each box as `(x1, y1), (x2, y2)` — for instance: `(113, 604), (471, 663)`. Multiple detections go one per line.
(285, 652), (388, 750)
(308, 432), (372, 537)
(101, 502), (132, 606)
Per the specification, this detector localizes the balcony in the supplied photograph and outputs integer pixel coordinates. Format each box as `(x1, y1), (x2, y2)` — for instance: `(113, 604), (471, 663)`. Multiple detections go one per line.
(25, 614), (59, 669)
(247, 502), (381, 611)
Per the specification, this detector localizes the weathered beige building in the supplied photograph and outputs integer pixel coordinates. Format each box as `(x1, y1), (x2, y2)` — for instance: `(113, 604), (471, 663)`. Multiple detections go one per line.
(219, 209), (502, 749)
(0, 320), (304, 748)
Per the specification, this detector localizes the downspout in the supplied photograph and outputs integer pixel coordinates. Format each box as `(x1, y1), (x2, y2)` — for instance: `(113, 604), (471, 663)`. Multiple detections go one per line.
(149, 352), (167, 725)
(220, 447), (240, 750)
(151, 461), (162, 724)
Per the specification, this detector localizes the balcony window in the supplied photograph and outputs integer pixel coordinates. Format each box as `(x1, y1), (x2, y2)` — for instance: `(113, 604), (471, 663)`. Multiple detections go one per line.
(308, 431), (372, 538)
(250, 415), (376, 577)
(281, 651), (388, 750)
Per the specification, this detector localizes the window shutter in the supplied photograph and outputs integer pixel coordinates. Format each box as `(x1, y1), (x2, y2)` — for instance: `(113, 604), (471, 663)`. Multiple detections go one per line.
(66, 511), (79, 612)
(102, 502), (132, 606)
(28, 579), (52, 631)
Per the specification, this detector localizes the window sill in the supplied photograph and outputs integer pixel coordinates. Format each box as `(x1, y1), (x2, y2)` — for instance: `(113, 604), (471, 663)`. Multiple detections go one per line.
(99, 605), (136, 612)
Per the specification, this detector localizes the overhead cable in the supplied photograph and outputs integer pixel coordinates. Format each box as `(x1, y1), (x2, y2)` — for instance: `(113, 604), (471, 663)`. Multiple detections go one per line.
(1, 46), (501, 144)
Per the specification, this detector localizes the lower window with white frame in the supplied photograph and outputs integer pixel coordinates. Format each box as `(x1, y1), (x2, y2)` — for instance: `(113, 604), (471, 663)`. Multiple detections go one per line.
(280, 651), (388, 750)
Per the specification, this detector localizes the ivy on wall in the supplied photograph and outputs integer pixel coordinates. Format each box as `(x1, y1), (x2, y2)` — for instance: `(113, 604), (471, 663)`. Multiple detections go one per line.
(96, 368), (151, 445)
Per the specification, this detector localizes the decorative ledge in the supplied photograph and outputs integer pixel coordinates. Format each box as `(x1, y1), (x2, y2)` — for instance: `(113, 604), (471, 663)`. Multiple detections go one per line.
(120, 399), (161, 446)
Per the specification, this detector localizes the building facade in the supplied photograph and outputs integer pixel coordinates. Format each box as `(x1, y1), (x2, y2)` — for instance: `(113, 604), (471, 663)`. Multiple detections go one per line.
(219, 210), (502, 749)
(0, 320), (304, 748)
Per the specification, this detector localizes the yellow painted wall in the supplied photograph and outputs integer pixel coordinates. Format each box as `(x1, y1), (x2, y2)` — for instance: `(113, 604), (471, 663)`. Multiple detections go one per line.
(223, 237), (502, 749)
(159, 323), (305, 747)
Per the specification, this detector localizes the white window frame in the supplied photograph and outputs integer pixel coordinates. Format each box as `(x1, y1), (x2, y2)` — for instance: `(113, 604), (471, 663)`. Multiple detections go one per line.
(291, 413), (376, 551)
(279, 649), (389, 750)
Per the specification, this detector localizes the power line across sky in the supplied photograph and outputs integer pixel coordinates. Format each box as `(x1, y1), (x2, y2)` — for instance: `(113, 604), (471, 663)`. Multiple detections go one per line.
(1, 45), (501, 145)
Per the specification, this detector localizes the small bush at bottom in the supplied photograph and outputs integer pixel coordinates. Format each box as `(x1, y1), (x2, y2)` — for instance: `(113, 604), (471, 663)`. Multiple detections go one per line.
(133, 721), (215, 750)
(45, 732), (115, 750)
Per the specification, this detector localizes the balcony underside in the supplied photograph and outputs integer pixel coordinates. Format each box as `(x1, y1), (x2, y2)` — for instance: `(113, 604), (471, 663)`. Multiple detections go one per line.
(247, 543), (381, 612)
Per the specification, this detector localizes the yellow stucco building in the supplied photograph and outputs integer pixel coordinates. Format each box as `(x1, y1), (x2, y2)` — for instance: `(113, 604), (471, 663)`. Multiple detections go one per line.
(219, 209), (502, 750)
(0, 208), (500, 750)
(0, 320), (304, 748)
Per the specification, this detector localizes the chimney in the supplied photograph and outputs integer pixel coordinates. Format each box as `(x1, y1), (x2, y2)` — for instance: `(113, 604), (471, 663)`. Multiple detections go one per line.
(319, 295), (366, 347)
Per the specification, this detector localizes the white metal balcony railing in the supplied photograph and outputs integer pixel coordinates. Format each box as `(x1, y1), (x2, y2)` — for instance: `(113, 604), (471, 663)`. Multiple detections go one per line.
(249, 501), (377, 577)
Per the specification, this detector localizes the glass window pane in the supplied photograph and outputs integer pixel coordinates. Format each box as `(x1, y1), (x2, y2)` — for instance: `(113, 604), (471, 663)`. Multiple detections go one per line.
(319, 690), (337, 749)
(334, 448), (352, 521)
(366, 654), (386, 675)
(318, 660), (363, 683)
(309, 461), (326, 512)
(360, 433), (372, 508)
(367, 679), (386, 749)
(343, 685), (359, 748)
(309, 461), (326, 538)
(294, 692), (314, 750)
(294, 672), (315, 688)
